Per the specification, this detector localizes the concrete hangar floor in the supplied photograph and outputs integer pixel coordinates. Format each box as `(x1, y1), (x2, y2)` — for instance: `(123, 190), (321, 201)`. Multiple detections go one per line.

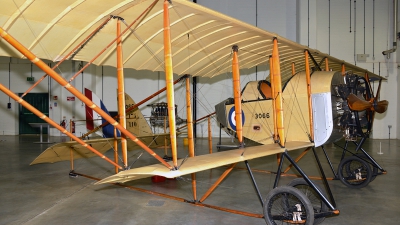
(0, 135), (398, 225)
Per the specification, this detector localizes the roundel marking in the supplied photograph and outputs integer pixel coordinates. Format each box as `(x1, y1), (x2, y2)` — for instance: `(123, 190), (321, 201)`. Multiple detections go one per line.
(228, 106), (245, 131)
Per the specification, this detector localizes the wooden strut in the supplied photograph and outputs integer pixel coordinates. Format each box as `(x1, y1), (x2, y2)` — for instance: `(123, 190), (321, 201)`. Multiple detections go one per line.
(116, 18), (128, 168)
(199, 163), (237, 203)
(231, 45), (244, 146)
(325, 57), (329, 71)
(163, 0), (178, 169)
(164, 117), (168, 156)
(272, 56), (282, 165)
(341, 64), (346, 76)
(304, 50), (314, 141)
(21, 16), (113, 98)
(271, 38), (285, 146)
(269, 56), (278, 142)
(208, 117), (212, 154)
(185, 76), (197, 201)
(0, 26), (172, 170)
(69, 119), (74, 171)
(113, 127), (119, 174)
(0, 81), (123, 169)
(291, 62), (296, 75)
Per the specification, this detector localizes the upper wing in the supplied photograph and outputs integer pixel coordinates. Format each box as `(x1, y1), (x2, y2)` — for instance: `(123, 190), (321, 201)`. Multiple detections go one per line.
(96, 141), (313, 184)
(0, 0), (382, 81)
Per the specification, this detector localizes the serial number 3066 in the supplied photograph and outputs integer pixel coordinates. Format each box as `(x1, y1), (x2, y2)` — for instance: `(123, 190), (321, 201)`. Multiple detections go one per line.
(254, 113), (270, 119)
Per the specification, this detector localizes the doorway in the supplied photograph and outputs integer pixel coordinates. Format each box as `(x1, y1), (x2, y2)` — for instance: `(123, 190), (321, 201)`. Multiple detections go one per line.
(18, 93), (49, 134)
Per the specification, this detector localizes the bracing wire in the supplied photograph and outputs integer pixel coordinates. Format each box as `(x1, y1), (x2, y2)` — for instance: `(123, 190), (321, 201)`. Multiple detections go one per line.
(120, 19), (164, 68)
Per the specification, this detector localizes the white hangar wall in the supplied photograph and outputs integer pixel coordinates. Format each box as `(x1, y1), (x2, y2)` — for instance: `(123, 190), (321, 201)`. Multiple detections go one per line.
(0, 0), (397, 139)
(310, 0), (398, 139)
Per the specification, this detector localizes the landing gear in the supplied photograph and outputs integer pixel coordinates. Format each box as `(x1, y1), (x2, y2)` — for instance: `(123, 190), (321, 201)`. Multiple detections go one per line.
(260, 151), (338, 225)
(263, 186), (314, 225)
(321, 137), (386, 188)
(337, 156), (372, 189)
(287, 179), (328, 224)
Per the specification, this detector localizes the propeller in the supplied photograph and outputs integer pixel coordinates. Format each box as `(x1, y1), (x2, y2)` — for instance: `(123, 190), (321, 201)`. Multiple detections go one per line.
(344, 73), (389, 137)
(347, 94), (388, 113)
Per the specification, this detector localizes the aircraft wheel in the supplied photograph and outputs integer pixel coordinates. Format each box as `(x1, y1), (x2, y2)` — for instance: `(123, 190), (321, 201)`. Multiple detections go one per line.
(338, 156), (372, 189)
(287, 178), (328, 224)
(355, 153), (378, 182)
(263, 186), (314, 225)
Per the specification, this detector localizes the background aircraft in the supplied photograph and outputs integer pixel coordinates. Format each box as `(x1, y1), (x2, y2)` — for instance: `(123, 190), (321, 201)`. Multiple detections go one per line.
(30, 89), (171, 165)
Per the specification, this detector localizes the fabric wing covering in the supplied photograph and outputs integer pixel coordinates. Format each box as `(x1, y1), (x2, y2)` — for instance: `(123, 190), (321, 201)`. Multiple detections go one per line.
(0, 0), (383, 82)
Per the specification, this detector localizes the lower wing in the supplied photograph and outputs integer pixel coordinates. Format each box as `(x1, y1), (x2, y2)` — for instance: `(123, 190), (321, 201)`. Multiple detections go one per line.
(95, 141), (314, 184)
(30, 133), (172, 165)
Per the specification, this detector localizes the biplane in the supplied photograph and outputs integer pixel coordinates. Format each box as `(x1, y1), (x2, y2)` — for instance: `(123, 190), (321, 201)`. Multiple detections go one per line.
(0, 0), (389, 224)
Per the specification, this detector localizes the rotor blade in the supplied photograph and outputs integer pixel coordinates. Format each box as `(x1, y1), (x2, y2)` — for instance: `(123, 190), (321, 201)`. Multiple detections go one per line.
(347, 93), (372, 111)
(374, 100), (389, 114)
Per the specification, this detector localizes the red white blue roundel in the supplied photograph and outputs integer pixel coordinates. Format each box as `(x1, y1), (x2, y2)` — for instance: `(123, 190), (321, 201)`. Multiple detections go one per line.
(228, 106), (245, 131)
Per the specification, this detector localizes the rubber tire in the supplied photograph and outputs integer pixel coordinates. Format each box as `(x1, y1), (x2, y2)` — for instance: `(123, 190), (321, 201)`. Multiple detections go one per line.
(287, 178), (328, 224)
(264, 186), (315, 225)
(355, 153), (378, 182)
(338, 156), (372, 189)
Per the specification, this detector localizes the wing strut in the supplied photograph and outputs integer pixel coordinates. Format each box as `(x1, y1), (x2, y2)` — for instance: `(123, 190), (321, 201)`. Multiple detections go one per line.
(116, 18), (128, 169)
(185, 76), (197, 200)
(341, 63), (346, 76)
(113, 128), (119, 174)
(325, 57), (329, 71)
(163, 0), (178, 169)
(304, 50), (314, 141)
(231, 45), (244, 146)
(271, 38), (285, 146)
(0, 26), (173, 170)
(291, 62), (296, 75)
(269, 56), (278, 141)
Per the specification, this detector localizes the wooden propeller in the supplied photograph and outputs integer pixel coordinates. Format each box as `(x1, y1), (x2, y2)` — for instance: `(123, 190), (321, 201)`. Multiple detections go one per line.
(347, 93), (388, 113)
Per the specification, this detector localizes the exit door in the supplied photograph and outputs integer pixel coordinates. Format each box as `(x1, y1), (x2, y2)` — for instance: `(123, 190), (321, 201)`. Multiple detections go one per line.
(19, 93), (49, 134)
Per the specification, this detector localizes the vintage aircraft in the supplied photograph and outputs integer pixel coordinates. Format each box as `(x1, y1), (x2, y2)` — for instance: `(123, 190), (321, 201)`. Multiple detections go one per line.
(215, 70), (388, 189)
(0, 0), (390, 224)
(148, 101), (187, 127)
(29, 88), (172, 166)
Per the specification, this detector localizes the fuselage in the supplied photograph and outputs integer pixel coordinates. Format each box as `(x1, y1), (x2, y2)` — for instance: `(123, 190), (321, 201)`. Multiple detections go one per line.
(215, 71), (369, 147)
